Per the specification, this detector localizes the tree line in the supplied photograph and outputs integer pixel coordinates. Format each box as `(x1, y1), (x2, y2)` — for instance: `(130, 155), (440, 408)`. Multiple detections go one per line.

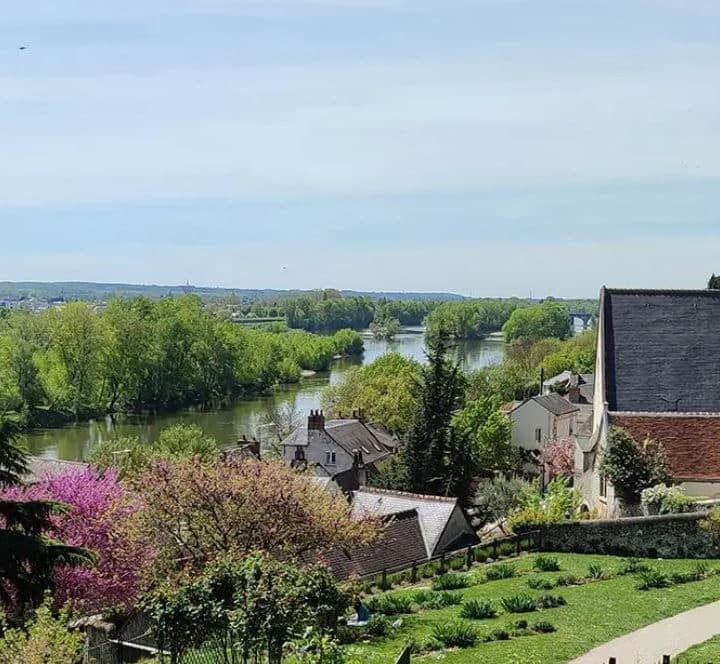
(0, 295), (363, 425)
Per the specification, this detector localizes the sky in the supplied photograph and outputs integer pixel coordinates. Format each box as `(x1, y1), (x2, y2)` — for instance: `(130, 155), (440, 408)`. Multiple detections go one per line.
(1, 0), (719, 298)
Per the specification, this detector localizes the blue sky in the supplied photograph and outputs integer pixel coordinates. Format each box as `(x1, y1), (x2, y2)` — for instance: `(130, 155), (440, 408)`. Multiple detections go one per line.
(1, 0), (719, 297)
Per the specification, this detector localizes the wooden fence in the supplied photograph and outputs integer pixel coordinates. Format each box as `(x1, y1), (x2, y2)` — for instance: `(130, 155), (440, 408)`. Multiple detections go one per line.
(361, 530), (541, 588)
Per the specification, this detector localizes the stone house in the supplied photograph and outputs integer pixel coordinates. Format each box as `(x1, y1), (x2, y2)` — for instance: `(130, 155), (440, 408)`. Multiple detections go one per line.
(509, 393), (580, 452)
(577, 288), (720, 517)
(282, 410), (396, 490)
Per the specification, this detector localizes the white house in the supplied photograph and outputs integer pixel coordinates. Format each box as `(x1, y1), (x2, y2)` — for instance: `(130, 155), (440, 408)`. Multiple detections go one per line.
(509, 393), (580, 452)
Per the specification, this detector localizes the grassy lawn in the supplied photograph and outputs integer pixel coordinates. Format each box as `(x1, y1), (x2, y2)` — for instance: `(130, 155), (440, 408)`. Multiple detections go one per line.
(349, 553), (720, 664)
(675, 634), (720, 661)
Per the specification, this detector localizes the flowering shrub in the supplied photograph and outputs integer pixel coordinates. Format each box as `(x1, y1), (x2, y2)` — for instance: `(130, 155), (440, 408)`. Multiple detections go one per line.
(538, 438), (575, 479)
(641, 484), (695, 515)
(2, 467), (153, 614)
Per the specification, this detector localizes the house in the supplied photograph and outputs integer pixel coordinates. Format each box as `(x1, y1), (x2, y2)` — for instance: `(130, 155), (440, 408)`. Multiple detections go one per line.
(577, 288), (720, 516)
(509, 393), (579, 452)
(307, 487), (479, 579)
(543, 371), (594, 405)
(282, 410), (396, 490)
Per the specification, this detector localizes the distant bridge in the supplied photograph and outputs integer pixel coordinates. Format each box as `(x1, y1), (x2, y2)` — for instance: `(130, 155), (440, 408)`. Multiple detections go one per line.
(233, 316), (285, 326)
(569, 312), (594, 329)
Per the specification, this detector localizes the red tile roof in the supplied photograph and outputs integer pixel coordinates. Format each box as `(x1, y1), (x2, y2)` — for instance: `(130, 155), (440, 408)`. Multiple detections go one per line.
(610, 413), (720, 482)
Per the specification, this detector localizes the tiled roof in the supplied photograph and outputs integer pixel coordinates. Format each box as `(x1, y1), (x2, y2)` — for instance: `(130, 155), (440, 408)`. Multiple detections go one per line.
(306, 510), (428, 579)
(351, 487), (459, 557)
(325, 420), (396, 463)
(610, 413), (720, 481)
(24, 456), (89, 483)
(602, 288), (720, 412)
(531, 393), (580, 416)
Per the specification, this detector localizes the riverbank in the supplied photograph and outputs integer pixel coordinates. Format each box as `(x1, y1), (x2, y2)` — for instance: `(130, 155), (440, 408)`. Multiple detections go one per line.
(22, 331), (505, 461)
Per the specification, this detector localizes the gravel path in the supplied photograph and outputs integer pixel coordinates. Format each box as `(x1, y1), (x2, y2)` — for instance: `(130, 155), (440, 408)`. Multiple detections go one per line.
(569, 600), (720, 663)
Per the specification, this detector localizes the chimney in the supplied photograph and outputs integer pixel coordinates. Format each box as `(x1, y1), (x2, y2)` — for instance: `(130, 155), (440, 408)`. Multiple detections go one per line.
(308, 409), (325, 431)
(352, 449), (367, 488)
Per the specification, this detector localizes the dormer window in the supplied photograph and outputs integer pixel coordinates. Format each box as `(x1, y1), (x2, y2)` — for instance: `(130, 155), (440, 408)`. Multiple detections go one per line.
(325, 451), (336, 466)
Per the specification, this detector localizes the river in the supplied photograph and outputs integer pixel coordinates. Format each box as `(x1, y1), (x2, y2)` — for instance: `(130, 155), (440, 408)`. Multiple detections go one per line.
(23, 329), (505, 461)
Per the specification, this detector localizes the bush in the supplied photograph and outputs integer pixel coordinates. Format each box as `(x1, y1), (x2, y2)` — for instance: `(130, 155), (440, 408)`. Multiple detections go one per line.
(499, 542), (516, 557)
(367, 594), (414, 615)
(636, 568), (671, 591)
(419, 563), (437, 579)
(473, 477), (534, 522)
(618, 558), (649, 576)
(422, 592), (463, 610)
(449, 556), (466, 571)
(641, 484), (696, 515)
(536, 593), (566, 609)
(587, 564), (605, 580)
(377, 575), (393, 592)
(501, 594), (538, 613)
(531, 621), (557, 634)
(527, 577), (554, 590)
(366, 614), (391, 637)
(490, 628), (511, 641)
(474, 549), (489, 563)
(555, 575), (582, 587)
(533, 556), (561, 572)
(431, 621), (478, 649)
(506, 477), (581, 531)
(432, 573), (469, 591)
(485, 563), (517, 581)
(460, 599), (497, 620)
(411, 590), (433, 605)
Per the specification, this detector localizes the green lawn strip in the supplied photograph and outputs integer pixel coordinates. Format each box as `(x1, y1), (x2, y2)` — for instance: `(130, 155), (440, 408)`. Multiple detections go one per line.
(674, 633), (720, 661)
(350, 553), (720, 664)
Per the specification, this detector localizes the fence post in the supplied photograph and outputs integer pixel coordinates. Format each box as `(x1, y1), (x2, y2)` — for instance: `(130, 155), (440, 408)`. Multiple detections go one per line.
(492, 540), (498, 559)
(516, 536), (521, 556)
(382, 569), (387, 588)
(411, 560), (417, 583)
(440, 552), (446, 574)
(466, 545), (473, 569)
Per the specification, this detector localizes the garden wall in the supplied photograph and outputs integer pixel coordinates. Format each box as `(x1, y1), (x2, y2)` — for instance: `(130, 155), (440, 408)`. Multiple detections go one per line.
(537, 512), (720, 559)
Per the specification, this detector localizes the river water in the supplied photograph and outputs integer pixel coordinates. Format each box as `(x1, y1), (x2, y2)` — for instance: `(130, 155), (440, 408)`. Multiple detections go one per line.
(23, 329), (505, 461)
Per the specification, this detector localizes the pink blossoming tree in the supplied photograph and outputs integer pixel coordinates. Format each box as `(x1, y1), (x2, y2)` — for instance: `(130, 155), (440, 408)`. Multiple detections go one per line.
(2, 467), (153, 614)
(539, 438), (576, 480)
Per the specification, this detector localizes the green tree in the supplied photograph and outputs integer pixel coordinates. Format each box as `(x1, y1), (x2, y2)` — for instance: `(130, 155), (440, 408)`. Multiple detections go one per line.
(502, 301), (571, 344)
(0, 420), (94, 618)
(401, 332), (466, 495)
(599, 427), (671, 506)
(451, 397), (520, 476)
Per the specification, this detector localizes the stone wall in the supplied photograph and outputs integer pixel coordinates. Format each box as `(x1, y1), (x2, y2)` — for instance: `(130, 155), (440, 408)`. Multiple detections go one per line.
(537, 512), (720, 559)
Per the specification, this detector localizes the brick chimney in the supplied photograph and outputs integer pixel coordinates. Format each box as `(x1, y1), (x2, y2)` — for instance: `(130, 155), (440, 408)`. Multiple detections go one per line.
(308, 409), (325, 431)
(351, 449), (367, 488)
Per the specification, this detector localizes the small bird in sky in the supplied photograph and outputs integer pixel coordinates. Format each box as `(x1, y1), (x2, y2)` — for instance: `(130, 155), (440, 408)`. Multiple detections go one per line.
(19, 46), (27, 50)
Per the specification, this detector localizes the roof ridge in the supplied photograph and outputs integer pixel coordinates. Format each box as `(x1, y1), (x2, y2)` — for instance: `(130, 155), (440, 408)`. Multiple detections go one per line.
(611, 411), (720, 418)
(356, 486), (458, 503)
(606, 288), (720, 296)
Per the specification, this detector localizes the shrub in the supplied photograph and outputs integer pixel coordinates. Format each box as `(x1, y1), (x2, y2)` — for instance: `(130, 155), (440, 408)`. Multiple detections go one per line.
(531, 621), (557, 634)
(377, 576), (393, 591)
(670, 571), (695, 585)
(368, 594), (414, 615)
(501, 594), (538, 613)
(336, 624), (365, 644)
(536, 593), (566, 609)
(431, 621), (478, 649)
(636, 568), (671, 591)
(411, 590), (434, 605)
(490, 628), (511, 641)
(474, 549), (489, 563)
(694, 562), (711, 580)
(555, 575), (581, 587)
(618, 558), (649, 576)
(587, 564), (605, 580)
(499, 542), (516, 557)
(506, 477), (581, 531)
(485, 563), (517, 581)
(641, 483), (696, 515)
(420, 563), (437, 579)
(527, 577), (554, 590)
(460, 599), (497, 620)
(423, 592), (463, 609)
(512, 619), (528, 630)
(432, 573), (469, 591)
(533, 556), (561, 572)
(366, 614), (391, 637)
(702, 507), (720, 540)
(449, 556), (466, 571)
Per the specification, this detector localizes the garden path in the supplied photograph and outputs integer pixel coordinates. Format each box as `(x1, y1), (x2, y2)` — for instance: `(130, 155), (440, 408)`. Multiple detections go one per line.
(569, 600), (720, 663)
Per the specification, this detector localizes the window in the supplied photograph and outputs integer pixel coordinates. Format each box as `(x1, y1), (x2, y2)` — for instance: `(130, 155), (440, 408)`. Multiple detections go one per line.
(535, 428), (542, 443)
(325, 450), (336, 466)
(599, 474), (607, 498)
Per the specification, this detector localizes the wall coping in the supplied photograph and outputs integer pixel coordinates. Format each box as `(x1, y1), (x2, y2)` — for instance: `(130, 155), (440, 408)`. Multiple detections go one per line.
(539, 511), (708, 529)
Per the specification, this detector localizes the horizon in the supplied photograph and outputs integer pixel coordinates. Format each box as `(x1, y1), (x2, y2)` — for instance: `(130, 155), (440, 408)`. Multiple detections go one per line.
(2, 1), (719, 295)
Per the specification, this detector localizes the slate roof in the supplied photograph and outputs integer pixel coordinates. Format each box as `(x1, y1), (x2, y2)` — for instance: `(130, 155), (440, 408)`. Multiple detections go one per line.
(351, 487), (463, 557)
(601, 289), (720, 412)
(306, 510), (428, 579)
(610, 412), (720, 482)
(530, 393), (580, 416)
(24, 456), (89, 484)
